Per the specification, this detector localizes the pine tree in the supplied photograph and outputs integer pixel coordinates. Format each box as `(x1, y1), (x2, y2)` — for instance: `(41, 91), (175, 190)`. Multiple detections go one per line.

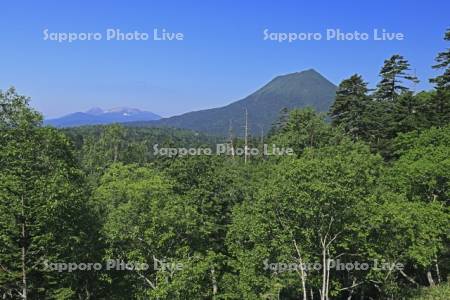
(269, 107), (290, 136)
(329, 74), (371, 140)
(430, 29), (450, 89)
(391, 91), (430, 134)
(278, 107), (289, 128)
(428, 29), (450, 126)
(374, 54), (419, 101)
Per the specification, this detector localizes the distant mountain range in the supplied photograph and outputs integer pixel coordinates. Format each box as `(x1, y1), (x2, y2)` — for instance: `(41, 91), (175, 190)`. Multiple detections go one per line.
(137, 69), (336, 136)
(44, 107), (161, 127)
(45, 69), (337, 135)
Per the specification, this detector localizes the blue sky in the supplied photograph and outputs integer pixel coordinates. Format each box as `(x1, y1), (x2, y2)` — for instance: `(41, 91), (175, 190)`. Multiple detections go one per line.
(0, 0), (449, 118)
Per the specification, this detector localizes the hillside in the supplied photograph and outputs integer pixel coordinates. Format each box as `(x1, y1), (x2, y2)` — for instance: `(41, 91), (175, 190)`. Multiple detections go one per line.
(45, 107), (161, 127)
(138, 69), (336, 136)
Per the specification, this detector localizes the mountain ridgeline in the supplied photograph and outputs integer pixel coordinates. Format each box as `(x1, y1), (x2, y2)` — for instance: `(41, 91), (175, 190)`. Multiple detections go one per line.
(135, 69), (337, 136)
(45, 107), (161, 127)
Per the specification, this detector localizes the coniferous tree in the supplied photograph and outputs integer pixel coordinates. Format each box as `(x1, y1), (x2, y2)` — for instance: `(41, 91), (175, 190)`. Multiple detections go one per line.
(374, 54), (419, 102)
(329, 74), (371, 140)
(392, 91), (426, 133)
(430, 29), (450, 89)
(269, 107), (290, 136)
(428, 29), (450, 126)
(368, 55), (419, 157)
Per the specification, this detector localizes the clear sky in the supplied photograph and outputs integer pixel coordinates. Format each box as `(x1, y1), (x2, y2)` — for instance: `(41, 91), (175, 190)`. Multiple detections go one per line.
(0, 0), (449, 118)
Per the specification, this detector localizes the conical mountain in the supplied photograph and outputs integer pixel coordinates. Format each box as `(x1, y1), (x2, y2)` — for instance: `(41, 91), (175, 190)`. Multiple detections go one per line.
(150, 69), (336, 136)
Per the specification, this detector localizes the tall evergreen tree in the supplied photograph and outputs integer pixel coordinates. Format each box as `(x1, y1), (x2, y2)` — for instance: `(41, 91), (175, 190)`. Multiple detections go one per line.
(430, 29), (450, 89)
(367, 55), (420, 157)
(374, 54), (419, 101)
(392, 91), (427, 134)
(269, 107), (290, 136)
(329, 74), (371, 139)
(428, 28), (450, 126)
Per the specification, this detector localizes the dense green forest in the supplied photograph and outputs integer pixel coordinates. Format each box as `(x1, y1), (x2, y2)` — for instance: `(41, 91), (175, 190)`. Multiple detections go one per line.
(1, 29), (449, 300)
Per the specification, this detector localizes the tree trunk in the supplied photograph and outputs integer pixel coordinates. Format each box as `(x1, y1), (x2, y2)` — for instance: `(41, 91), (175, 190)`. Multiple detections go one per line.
(211, 268), (218, 299)
(399, 269), (419, 287)
(321, 246), (327, 300)
(325, 251), (331, 300)
(346, 278), (357, 300)
(426, 271), (435, 287)
(113, 144), (118, 162)
(21, 195), (27, 300)
(435, 256), (441, 284)
(301, 270), (307, 300)
(22, 234), (27, 300)
(244, 108), (248, 164)
(228, 120), (235, 159)
(293, 239), (307, 300)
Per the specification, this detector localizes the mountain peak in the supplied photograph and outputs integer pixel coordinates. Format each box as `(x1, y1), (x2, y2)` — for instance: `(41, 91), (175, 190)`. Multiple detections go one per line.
(85, 107), (104, 115)
(303, 68), (319, 73)
(301, 68), (327, 78)
(85, 107), (145, 115)
(151, 69), (337, 136)
(269, 69), (327, 82)
(45, 107), (161, 127)
(284, 68), (324, 78)
(105, 107), (142, 114)
(254, 69), (335, 100)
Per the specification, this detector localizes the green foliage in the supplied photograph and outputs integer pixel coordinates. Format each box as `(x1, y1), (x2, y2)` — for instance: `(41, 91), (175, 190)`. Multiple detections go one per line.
(227, 142), (385, 299)
(0, 87), (42, 128)
(271, 107), (345, 155)
(0, 88), (100, 298)
(91, 163), (194, 298)
(430, 28), (450, 89)
(2, 28), (450, 299)
(329, 74), (371, 139)
(374, 54), (419, 102)
(408, 282), (450, 300)
(328, 58), (448, 159)
(388, 126), (450, 204)
(427, 29), (450, 126)
(361, 194), (448, 296)
(63, 124), (221, 186)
